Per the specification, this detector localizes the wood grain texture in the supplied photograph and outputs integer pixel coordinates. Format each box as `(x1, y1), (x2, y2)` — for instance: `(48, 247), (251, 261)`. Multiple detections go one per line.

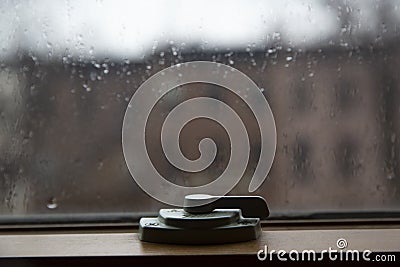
(1, 227), (399, 257)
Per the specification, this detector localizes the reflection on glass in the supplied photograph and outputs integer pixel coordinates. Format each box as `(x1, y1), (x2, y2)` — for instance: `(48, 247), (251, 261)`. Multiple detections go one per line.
(1, 0), (400, 218)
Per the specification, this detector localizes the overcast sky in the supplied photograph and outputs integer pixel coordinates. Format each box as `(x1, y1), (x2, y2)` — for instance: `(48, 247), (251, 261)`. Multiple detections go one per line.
(0, 0), (399, 61)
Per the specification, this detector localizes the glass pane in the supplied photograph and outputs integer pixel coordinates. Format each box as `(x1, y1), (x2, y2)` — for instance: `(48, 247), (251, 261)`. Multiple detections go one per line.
(1, 0), (400, 220)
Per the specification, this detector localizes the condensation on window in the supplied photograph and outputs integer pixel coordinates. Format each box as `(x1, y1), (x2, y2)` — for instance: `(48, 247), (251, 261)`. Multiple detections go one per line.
(1, 0), (400, 217)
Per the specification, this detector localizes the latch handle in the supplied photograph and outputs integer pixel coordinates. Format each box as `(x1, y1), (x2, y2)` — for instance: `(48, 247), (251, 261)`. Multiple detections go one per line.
(183, 194), (269, 219)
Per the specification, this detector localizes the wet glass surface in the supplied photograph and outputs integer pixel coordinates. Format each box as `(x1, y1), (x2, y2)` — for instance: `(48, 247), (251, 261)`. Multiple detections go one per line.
(1, 0), (400, 218)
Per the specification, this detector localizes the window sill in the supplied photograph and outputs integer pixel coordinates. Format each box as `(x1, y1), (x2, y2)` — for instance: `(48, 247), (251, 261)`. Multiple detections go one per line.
(1, 224), (399, 258)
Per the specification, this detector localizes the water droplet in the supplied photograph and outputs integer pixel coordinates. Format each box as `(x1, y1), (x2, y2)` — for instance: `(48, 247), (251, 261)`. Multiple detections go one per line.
(171, 46), (178, 56)
(387, 172), (395, 180)
(46, 198), (58, 209)
(62, 56), (69, 64)
(82, 84), (91, 92)
(286, 56), (293, 62)
(272, 32), (281, 40)
(391, 133), (396, 143)
(90, 71), (97, 81)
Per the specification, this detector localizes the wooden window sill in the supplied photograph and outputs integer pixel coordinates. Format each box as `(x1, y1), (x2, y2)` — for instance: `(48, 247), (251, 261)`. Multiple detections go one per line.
(1, 225), (399, 257)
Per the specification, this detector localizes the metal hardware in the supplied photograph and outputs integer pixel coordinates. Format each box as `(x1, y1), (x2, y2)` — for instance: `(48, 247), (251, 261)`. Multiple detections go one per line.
(139, 194), (269, 244)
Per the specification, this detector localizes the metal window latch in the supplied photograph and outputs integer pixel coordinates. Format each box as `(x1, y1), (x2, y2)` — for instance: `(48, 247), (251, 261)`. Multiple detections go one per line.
(139, 194), (269, 244)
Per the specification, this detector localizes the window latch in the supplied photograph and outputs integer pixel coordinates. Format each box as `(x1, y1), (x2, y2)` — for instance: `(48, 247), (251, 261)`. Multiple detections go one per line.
(139, 194), (269, 244)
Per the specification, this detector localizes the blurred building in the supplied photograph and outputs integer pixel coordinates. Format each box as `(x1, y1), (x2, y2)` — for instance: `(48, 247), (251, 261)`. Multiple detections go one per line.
(1, 39), (400, 215)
